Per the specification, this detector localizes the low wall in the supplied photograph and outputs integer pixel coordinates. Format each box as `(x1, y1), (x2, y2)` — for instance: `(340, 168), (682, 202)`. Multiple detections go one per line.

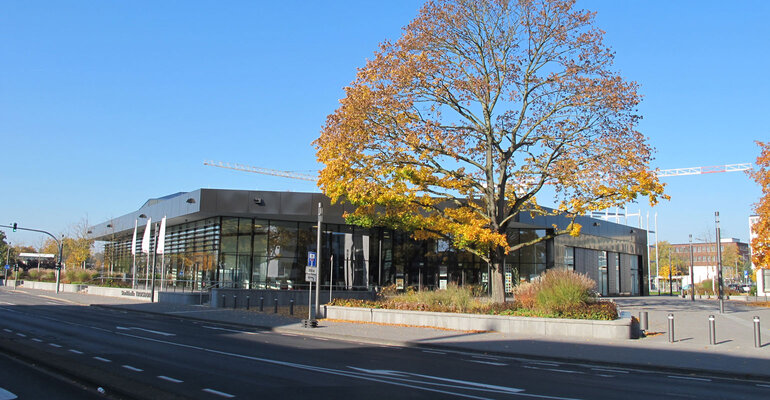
(211, 289), (376, 309)
(323, 306), (635, 340)
(158, 291), (209, 305)
(85, 286), (153, 302)
(15, 280), (86, 293)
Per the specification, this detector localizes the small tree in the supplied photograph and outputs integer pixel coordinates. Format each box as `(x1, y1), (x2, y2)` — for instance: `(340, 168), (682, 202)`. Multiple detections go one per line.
(749, 141), (770, 270)
(315, 0), (665, 303)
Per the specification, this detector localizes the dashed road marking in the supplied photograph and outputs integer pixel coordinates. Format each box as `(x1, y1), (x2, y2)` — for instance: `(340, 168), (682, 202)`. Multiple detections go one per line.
(158, 376), (183, 383)
(68, 349), (83, 354)
(757, 384), (770, 388)
(0, 387), (18, 400)
(31, 338), (43, 343)
(2, 329), (11, 333)
(122, 365), (143, 372)
(667, 375), (711, 382)
(596, 374), (615, 378)
(465, 359), (508, 366)
(15, 333), (26, 337)
(422, 350), (446, 355)
(202, 388), (235, 398)
(591, 368), (628, 374)
(527, 361), (560, 367)
(49, 343), (62, 348)
(93, 357), (111, 363)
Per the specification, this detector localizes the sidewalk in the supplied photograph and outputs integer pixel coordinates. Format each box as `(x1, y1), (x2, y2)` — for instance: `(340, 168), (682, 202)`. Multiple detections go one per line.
(5, 287), (770, 380)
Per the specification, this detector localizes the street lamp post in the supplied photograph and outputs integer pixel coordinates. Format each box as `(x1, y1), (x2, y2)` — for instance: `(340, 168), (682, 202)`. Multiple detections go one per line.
(715, 212), (724, 313)
(1, 224), (63, 293)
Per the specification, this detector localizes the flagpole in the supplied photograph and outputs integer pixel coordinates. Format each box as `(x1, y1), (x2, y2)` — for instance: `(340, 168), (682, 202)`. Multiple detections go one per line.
(131, 219), (138, 290)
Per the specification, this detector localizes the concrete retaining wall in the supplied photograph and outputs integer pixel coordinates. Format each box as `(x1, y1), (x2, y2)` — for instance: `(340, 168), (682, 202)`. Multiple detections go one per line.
(323, 306), (634, 340)
(15, 280), (86, 293)
(85, 286), (153, 302)
(211, 289), (376, 308)
(159, 291), (209, 305)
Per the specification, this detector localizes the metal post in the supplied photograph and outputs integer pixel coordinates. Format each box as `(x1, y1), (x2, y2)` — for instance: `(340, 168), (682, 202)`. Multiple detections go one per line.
(259, 296), (264, 312)
(668, 251), (672, 296)
(233, 295), (237, 310)
(151, 222), (159, 303)
(715, 212), (724, 313)
(56, 235), (63, 294)
(314, 202), (322, 318)
(754, 316), (761, 348)
(274, 298), (278, 314)
(655, 213), (659, 295)
(221, 294), (226, 308)
(290, 299), (294, 315)
(708, 315), (716, 345)
(329, 254), (334, 303)
(689, 234), (695, 301)
(246, 295), (250, 310)
(668, 313), (675, 343)
(639, 311), (648, 332)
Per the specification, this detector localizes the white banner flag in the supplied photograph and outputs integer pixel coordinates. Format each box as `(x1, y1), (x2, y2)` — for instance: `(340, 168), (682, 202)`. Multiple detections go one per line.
(130, 220), (138, 255)
(156, 216), (167, 254)
(141, 218), (152, 254)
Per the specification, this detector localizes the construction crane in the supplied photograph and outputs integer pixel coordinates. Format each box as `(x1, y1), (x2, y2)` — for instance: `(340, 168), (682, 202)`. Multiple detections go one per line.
(205, 159), (752, 182)
(203, 160), (317, 182)
(655, 163), (751, 177)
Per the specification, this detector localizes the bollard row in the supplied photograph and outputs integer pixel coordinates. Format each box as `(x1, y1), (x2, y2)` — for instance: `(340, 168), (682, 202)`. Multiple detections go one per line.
(659, 313), (762, 348)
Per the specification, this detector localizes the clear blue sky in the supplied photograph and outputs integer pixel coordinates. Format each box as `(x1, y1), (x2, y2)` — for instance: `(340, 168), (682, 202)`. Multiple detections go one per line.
(1, 1), (767, 248)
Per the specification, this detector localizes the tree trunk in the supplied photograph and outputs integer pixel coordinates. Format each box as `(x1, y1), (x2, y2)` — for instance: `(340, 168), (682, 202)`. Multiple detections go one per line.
(490, 260), (506, 303)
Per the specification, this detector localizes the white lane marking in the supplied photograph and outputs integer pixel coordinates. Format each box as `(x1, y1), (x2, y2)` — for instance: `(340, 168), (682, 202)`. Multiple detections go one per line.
(69, 349), (83, 354)
(422, 350), (446, 355)
(472, 355), (500, 360)
(122, 365), (143, 372)
(202, 326), (259, 335)
(15, 333), (26, 337)
(316, 338), (329, 341)
(280, 333), (298, 337)
(667, 375), (711, 382)
(31, 338), (43, 342)
(2, 329), (11, 333)
(158, 376), (183, 383)
(202, 388), (235, 398)
(46, 302), (58, 305)
(0, 387), (18, 400)
(527, 361), (560, 367)
(591, 368), (629, 374)
(465, 360), (508, 366)
(49, 343), (62, 348)
(523, 366), (584, 374)
(757, 384), (770, 388)
(116, 326), (175, 336)
(596, 374), (615, 378)
(93, 357), (111, 363)
(0, 302), (15, 305)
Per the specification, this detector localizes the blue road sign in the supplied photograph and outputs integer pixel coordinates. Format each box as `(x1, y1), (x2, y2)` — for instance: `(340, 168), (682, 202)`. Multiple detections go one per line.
(4, 265), (8, 270)
(745, 270), (749, 278)
(307, 251), (317, 267)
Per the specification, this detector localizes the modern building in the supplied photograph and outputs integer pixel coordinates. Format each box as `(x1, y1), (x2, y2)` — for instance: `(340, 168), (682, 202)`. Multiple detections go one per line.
(89, 189), (650, 296)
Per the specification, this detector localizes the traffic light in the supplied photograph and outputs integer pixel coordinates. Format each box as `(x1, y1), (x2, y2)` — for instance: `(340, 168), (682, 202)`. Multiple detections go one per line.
(12, 223), (17, 232)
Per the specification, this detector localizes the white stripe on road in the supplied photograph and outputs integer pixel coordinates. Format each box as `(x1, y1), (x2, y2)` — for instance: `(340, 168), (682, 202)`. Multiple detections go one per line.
(68, 349), (83, 354)
(202, 388), (235, 398)
(465, 360), (508, 366)
(202, 326), (260, 335)
(158, 376), (183, 383)
(0, 387), (18, 400)
(0, 302), (14, 305)
(93, 357), (111, 363)
(122, 365), (143, 372)
(2, 329), (11, 333)
(422, 350), (446, 355)
(667, 375), (711, 382)
(49, 343), (62, 348)
(523, 366), (584, 374)
(757, 384), (770, 388)
(527, 361), (560, 367)
(15, 333), (26, 337)
(116, 326), (175, 336)
(591, 368), (628, 374)
(31, 338), (42, 342)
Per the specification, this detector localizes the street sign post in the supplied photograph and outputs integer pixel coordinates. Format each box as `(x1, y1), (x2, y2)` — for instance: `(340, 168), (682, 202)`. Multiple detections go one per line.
(306, 251), (317, 324)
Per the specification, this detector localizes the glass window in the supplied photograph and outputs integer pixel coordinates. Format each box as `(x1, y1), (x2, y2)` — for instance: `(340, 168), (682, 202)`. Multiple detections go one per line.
(253, 220), (268, 257)
(268, 221), (298, 259)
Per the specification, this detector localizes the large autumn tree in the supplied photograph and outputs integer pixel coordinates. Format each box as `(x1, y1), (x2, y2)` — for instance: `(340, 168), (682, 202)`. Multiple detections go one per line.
(315, 0), (665, 302)
(749, 141), (770, 270)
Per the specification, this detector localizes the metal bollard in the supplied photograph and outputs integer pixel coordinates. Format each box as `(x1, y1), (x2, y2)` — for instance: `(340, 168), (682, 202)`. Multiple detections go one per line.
(233, 295), (237, 310)
(246, 295), (250, 310)
(754, 316), (762, 348)
(708, 315), (716, 345)
(290, 299), (294, 315)
(668, 313), (675, 343)
(259, 297), (264, 312)
(274, 298), (278, 313)
(639, 311), (648, 332)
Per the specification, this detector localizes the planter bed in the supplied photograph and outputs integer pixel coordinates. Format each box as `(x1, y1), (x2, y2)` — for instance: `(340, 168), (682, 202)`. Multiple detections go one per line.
(323, 305), (635, 340)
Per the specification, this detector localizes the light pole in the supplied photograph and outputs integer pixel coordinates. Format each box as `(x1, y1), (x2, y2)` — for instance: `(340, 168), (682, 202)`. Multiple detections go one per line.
(314, 203), (322, 318)
(4, 242), (9, 285)
(715, 212), (724, 313)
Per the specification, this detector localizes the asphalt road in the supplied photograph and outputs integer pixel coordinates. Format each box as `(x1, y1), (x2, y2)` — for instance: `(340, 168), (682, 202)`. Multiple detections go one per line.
(0, 289), (768, 400)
